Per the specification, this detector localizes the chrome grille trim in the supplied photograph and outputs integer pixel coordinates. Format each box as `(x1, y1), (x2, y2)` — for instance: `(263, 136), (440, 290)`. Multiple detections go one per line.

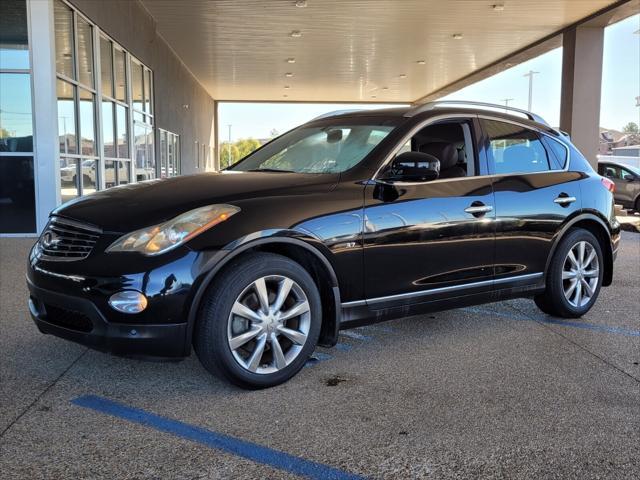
(35, 217), (102, 262)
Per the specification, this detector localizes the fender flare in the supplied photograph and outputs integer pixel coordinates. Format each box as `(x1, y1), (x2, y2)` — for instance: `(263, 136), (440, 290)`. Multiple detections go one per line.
(543, 211), (614, 284)
(184, 234), (342, 354)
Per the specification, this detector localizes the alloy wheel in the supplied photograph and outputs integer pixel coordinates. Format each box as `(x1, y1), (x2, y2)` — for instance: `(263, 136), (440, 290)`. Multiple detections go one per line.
(227, 275), (311, 374)
(562, 240), (599, 308)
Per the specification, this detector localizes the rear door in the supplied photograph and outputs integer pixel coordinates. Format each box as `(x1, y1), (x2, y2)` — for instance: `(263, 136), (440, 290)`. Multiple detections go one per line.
(479, 118), (582, 285)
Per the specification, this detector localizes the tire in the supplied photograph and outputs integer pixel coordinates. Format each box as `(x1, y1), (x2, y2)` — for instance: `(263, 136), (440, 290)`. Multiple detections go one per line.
(534, 228), (604, 318)
(194, 252), (321, 389)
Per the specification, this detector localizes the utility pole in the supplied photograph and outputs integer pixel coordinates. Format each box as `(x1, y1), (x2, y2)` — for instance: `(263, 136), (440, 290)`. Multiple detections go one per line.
(523, 70), (539, 111)
(501, 98), (514, 112)
(227, 124), (232, 167)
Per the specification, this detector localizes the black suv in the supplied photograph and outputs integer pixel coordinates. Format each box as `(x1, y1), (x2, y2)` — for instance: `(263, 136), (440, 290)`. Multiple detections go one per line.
(27, 102), (620, 388)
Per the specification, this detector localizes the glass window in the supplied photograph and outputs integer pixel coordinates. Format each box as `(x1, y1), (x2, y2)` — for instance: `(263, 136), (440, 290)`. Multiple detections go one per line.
(56, 79), (77, 154)
(131, 61), (143, 112)
(0, 155), (35, 233)
(118, 160), (130, 184)
(0, 74), (33, 152)
(79, 159), (97, 194)
(481, 119), (551, 175)
(0, 0), (30, 70)
(78, 88), (95, 156)
(102, 101), (114, 157)
(134, 123), (154, 181)
(116, 104), (128, 158)
(59, 157), (79, 203)
(542, 136), (568, 169)
(54, 0), (74, 78)
(159, 130), (167, 178)
(114, 48), (126, 102)
(144, 69), (152, 114)
(76, 17), (94, 87)
(232, 124), (394, 173)
(100, 36), (113, 97)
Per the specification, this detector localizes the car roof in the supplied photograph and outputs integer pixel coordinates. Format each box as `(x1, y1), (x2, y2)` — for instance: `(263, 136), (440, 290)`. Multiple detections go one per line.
(316, 105), (558, 136)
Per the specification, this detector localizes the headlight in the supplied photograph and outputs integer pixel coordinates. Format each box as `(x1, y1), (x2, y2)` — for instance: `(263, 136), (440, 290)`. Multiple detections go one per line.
(106, 204), (240, 255)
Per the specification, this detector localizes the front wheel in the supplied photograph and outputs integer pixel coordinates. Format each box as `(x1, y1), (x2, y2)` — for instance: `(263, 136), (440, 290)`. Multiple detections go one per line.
(534, 228), (603, 318)
(194, 252), (321, 389)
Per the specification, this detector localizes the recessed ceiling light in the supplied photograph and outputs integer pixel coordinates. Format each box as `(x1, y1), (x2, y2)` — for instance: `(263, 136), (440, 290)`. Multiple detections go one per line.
(399, 74), (407, 79)
(283, 94), (289, 98)
(452, 33), (464, 40)
(382, 86), (389, 90)
(295, 0), (307, 7)
(371, 95), (377, 99)
(289, 30), (302, 38)
(285, 72), (294, 77)
(284, 85), (291, 89)
(492, 4), (505, 11)
(286, 57), (296, 63)
(416, 60), (426, 65)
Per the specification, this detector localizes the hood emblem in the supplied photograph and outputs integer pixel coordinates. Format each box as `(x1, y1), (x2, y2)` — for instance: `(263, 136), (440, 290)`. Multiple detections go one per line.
(42, 231), (61, 249)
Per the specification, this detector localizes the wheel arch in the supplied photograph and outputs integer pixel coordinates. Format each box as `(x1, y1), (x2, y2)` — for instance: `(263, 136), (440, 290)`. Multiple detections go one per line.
(186, 235), (342, 355)
(545, 212), (615, 287)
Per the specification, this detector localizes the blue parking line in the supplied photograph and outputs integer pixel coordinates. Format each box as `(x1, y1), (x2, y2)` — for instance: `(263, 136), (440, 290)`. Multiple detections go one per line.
(461, 307), (640, 337)
(72, 395), (365, 480)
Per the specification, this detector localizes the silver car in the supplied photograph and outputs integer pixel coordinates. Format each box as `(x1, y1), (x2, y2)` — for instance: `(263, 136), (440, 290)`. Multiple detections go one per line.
(598, 160), (640, 212)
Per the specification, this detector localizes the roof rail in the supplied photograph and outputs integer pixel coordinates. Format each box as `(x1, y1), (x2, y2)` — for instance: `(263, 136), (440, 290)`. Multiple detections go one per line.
(311, 109), (363, 121)
(405, 100), (549, 126)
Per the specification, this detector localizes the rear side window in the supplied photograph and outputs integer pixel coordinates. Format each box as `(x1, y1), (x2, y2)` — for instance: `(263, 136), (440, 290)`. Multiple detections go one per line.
(542, 135), (569, 169)
(481, 119), (551, 175)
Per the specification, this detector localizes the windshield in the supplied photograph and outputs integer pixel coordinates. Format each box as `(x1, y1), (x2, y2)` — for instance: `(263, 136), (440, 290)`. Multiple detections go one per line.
(230, 124), (395, 174)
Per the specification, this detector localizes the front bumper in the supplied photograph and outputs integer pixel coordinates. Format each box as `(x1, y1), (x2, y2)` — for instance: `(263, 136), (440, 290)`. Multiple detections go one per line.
(28, 279), (188, 358)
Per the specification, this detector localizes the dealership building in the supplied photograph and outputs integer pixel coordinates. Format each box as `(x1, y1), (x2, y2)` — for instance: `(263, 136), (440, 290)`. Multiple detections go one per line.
(0, 0), (637, 235)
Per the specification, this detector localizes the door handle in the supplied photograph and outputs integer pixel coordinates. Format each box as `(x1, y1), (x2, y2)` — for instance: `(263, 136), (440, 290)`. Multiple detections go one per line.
(464, 204), (493, 215)
(553, 195), (576, 206)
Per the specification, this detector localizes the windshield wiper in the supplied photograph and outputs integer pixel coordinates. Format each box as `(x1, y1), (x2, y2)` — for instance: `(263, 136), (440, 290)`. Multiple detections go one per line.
(246, 168), (296, 173)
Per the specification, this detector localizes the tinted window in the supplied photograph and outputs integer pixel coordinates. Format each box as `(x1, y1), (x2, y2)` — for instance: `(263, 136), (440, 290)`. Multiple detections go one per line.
(543, 135), (568, 169)
(482, 120), (551, 175)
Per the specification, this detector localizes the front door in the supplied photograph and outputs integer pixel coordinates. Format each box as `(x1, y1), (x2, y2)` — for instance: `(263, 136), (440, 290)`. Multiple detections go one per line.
(362, 118), (496, 306)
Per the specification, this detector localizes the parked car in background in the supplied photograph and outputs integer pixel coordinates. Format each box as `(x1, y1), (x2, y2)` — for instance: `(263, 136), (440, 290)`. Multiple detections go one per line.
(598, 160), (640, 211)
(28, 102), (620, 388)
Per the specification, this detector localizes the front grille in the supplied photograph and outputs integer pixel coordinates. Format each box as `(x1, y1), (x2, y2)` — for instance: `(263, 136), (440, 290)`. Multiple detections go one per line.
(44, 304), (93, 332)
(35, 217), (101, 262)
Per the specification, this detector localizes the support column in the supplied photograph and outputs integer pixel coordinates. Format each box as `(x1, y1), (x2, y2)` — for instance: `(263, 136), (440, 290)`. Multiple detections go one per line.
(28, 0), (60, 232)
(560, 25), (605, 168)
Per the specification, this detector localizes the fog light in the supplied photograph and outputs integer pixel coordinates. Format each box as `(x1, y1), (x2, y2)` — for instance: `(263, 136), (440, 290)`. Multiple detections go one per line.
(109, 290), (148, 314)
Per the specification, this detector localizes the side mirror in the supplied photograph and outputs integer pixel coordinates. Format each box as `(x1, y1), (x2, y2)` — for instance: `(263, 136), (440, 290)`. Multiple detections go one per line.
(384, 151), (440, 182)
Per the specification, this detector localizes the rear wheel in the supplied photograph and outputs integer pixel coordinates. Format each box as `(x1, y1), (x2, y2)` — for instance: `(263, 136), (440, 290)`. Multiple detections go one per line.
(194, 252), (321, 389)
(534, 229), (603, 318)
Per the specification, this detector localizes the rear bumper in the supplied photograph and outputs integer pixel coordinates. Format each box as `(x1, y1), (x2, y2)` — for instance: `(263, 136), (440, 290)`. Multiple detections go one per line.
(28, 279), (187, 359)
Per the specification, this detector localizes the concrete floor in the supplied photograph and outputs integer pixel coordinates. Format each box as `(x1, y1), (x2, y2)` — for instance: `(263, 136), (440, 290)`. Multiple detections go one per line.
(1, 234), (638, 479)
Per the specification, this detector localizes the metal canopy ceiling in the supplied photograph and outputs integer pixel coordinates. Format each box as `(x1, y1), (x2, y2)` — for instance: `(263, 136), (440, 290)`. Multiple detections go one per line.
(140, 0), (620, 103)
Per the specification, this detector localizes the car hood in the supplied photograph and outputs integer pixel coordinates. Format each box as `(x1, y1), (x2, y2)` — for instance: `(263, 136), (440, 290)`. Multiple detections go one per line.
(53, 171), (339, 233)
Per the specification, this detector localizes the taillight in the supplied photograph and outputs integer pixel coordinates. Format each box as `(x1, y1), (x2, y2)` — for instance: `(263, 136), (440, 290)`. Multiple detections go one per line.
(601, 177), (615, 193)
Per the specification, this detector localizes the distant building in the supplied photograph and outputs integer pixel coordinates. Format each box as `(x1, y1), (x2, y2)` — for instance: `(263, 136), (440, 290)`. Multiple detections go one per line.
(599, 128), (639, 155)
(612, 145), (640, 158)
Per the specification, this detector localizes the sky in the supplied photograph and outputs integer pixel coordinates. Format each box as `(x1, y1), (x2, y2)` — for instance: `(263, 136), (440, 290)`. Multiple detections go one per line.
(219, 14), (640, 141)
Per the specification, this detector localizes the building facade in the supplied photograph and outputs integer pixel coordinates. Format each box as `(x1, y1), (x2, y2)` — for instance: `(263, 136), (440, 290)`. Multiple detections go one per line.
(0, 0), (216, 235)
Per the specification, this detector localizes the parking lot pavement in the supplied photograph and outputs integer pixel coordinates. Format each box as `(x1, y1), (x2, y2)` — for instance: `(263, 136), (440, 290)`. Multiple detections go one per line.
(1, 233), (638, 479)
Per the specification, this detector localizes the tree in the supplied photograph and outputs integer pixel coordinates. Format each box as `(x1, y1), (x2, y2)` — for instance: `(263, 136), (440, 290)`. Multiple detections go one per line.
(219, 142), (240, 169)
(235, 138), (262, 159)
(622, 122), (639, 134)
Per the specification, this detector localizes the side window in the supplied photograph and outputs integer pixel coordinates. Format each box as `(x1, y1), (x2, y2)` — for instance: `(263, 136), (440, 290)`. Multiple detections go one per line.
(383, 120), (477, 179)
(620, 167), (635, 181)
(542, 135), (568, 169)
(481, 119), (551, 175)
(600, 165), (620, 179)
